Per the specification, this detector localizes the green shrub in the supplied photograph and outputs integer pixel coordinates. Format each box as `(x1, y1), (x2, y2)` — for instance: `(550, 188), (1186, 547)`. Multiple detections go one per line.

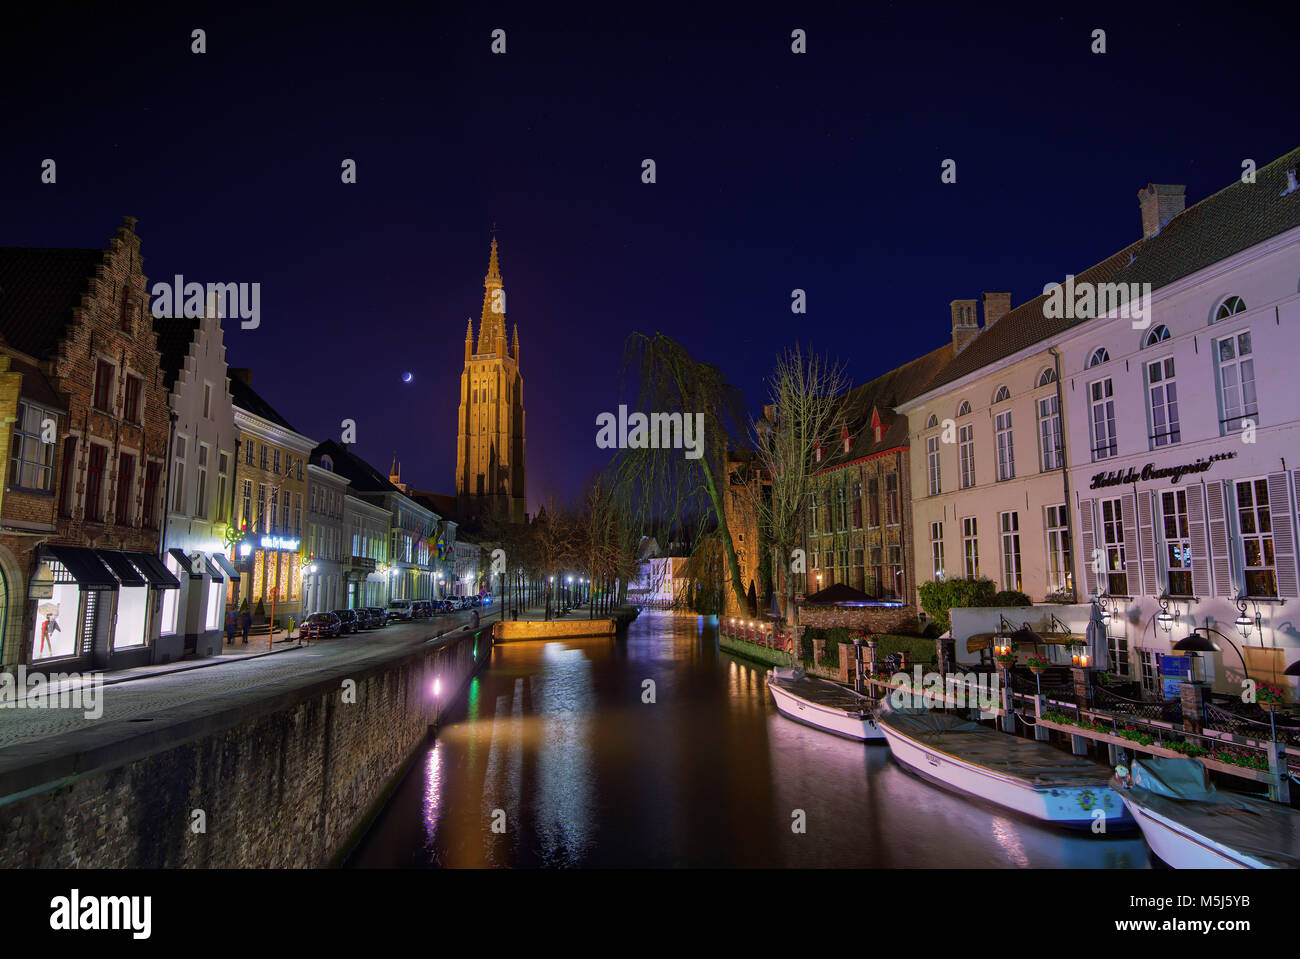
(991, 590), (1032, 607)
(917, 577), (997, 633)
(875, 633), (938, 666)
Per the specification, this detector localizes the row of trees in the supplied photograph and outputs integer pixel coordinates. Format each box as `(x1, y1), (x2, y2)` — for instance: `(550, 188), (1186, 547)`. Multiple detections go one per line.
(464, 332), (847, 628)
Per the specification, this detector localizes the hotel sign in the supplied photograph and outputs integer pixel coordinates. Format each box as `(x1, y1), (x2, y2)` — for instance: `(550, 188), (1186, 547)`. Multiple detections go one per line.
(260, 535), (301, 551)
(1089, 451), (1237, 490)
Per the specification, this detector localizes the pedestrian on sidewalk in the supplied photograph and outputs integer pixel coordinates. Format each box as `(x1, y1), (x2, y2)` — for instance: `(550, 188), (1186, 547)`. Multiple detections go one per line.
(239, 607), (251, 645)
(225, 609), (237, 646)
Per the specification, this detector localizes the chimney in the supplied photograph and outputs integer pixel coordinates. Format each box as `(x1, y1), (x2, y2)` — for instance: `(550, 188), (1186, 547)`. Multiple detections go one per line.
(229, 368), (252, 388)
(982, 292), (1011, 328)
(1138, 183), (1186, 238)
(950, 299), (980, 355)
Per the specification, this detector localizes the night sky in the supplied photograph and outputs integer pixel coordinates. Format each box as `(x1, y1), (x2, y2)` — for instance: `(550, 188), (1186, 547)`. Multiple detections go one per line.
(4, 3), (1297, 511)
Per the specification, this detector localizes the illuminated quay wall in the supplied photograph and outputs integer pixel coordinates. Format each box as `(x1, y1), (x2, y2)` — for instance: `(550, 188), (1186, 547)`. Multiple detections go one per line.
(0, 626), (492, 868)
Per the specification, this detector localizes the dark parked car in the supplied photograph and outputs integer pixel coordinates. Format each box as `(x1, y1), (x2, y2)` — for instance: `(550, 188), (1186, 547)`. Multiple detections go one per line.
(410, 600), (434, 618)
(354, 607), (379, 629)
(364, 606), (388, 628)
(301, 612), (342, 640)
(331, 609), (360, 634)
(385, 601), (413, 622)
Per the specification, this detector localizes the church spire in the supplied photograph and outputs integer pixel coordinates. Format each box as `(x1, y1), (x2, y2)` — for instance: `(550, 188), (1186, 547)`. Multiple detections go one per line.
(465, 316), (474, 360)
(477, 236), (507, 354)
(512, 323), (520, 364)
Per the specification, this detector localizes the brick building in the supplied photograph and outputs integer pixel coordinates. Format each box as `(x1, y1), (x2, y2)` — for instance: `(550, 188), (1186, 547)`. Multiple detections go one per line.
(796, 346), (953, 632)
(0, 217), (181, 670)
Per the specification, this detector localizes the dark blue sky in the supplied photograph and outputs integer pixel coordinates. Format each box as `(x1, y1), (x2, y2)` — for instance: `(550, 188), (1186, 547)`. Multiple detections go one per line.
(3, 2), (1296, 509)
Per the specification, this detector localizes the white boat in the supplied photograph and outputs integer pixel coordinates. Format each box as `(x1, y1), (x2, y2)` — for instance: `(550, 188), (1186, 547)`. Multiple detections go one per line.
(766, 667), (884, 742)
(876, 702), (1132, 829)
(1116, 756), (1300, 868)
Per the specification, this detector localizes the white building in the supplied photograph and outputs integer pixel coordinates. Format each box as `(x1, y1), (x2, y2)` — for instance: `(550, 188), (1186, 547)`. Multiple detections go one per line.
(155, 299), (239, 658)
(343, 493), (390, 608)
(303, 460), (349, 614)
(454, 537), (483, 597)
(1057, 155), (1300, 697)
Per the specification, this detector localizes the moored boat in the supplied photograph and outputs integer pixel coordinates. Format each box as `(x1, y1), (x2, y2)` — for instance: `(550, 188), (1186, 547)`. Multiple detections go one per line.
(766, 667), (884, 741)
(876, 702), (1131, 829)
(1115, 756), (1300, 868)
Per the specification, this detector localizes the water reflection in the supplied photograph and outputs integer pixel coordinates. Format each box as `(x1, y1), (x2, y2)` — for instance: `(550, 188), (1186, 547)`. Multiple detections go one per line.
(346, 611), (1152, 868)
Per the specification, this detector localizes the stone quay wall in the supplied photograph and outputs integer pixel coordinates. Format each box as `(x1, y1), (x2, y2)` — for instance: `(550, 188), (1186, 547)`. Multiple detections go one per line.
(0, 627), (492, 868)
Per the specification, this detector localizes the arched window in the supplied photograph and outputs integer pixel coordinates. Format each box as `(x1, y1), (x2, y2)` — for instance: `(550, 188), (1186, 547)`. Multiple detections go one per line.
(1215, 296), (1246, 321)
(1037, 368), (1057, 388)
(925, 413), (939, 429)
(1088, 348), (1110, 368)
(1143, 325), (1170, 347)
(993, 385), (1011, 404)
(957, 400), (971, 417)
(321, 454), (334, 472)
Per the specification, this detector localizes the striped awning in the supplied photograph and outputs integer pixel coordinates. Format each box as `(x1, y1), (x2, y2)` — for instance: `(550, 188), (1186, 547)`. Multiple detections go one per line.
(95, 550), (147, 587)
(212, 552), (241, 582)
(41, 545), (117, 589)
(125, 552), (181, 589)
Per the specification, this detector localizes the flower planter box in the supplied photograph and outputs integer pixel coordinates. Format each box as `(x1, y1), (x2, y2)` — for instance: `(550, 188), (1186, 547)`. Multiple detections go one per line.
(1036, 718), (1274, 782)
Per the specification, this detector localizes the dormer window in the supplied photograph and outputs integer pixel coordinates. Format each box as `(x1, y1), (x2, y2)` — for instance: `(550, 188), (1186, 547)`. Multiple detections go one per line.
(842, 423), (851, 453)
(870, 408), (883, 444)
(814, 445), (822, 463)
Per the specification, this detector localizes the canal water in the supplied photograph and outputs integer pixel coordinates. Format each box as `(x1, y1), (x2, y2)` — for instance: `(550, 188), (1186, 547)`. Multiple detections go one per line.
(346, 610), (1152, 868)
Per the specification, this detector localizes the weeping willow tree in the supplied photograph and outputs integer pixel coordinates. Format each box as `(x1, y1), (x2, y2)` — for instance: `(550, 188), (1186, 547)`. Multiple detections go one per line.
(607, 332), (750, 615)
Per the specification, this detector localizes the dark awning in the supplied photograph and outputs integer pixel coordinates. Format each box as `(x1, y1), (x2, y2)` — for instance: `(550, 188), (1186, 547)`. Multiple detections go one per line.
(168, 548), (202, 580)
(41, 545), (117, 589)
(212, 552), (241, 581)
(201, 554), (224, 581)
(125, 552), (181, 589)
(95, 550), (147, 587)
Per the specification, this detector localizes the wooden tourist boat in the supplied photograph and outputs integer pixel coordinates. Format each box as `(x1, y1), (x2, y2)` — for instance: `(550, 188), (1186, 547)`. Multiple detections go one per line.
(1115, 756), (1300, 868)
(766, 667), (884, 742)
(876, 702), (1132, 829)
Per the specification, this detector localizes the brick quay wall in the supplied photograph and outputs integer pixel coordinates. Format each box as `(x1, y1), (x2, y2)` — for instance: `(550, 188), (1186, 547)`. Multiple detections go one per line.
(0, 627), (492, 868)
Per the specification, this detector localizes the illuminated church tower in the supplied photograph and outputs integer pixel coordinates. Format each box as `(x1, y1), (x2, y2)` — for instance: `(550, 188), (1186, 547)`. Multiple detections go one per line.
(456, 236), (527, 523)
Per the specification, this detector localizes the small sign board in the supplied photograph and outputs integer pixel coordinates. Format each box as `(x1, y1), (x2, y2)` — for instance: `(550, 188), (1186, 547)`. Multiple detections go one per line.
(28, 581), (53, 600)
(1161, 654), (1191, 699)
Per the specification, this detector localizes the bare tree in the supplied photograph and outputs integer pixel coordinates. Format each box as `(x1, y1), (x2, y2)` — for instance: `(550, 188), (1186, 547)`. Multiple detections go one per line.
(744, 344), (848, 626)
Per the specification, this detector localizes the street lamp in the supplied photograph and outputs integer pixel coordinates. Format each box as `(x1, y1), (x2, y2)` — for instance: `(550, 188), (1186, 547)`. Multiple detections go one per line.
(1156, 594), (1175, 633)
(1234, 597), (1261, 641)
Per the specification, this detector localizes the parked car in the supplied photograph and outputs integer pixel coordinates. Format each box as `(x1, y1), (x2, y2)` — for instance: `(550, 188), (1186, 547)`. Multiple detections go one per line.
(385, 601), (414, 622)
(355, 607), (381, 629)
(408, 600), (433, 618)
(366, 606), (389, 627)
(331, 609), (360, 634)
(301, 612), (342, 640)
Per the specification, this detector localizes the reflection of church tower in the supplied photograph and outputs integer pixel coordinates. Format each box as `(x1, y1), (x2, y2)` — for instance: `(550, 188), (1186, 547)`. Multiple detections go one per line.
(455, 236), (527, 523)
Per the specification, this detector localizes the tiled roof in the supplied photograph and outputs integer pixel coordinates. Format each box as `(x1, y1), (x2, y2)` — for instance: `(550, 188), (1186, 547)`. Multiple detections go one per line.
(0, 248), (103, 359)
(1106, 146), (1300, 291)
(920, 145), (1300, 396)
(814, 342), (954, 472)
(229, 372), (299, 433)
(151, 315), (201, 393)
(311, 440), (400, 494)
(921, 241), (1142, 394)
(0, 350), (67, 411)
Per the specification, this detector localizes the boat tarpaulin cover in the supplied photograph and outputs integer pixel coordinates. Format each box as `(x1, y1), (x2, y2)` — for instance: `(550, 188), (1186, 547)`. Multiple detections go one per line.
(878, 704), (1116, 788)
(1131, 757), (1221, 802)
(770, 674), (872, 714)
(1126, 757), (1300, 868)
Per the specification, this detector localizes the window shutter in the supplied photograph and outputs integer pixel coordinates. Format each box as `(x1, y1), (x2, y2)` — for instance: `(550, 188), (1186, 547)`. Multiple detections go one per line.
(1187, 484), (1211, 597)
(1270, 471), (1298, 598)
(1121, 491), (1140, 594)
(1206, 479), (1232, 597)
(1138, 490), (1157, 596)
(1079, 498), (1097, 597)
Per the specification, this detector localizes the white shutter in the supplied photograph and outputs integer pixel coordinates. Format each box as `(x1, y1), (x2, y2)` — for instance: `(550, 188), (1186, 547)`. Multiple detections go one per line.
(1270, 472), (1298, 598)
(1121, 491), (1139, 595)
(1206, 479), (1232, 597)
(1079, 498), (1097, 598)
(1187, 484), (1211, 598)
(1138, 490), (1157, 596)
